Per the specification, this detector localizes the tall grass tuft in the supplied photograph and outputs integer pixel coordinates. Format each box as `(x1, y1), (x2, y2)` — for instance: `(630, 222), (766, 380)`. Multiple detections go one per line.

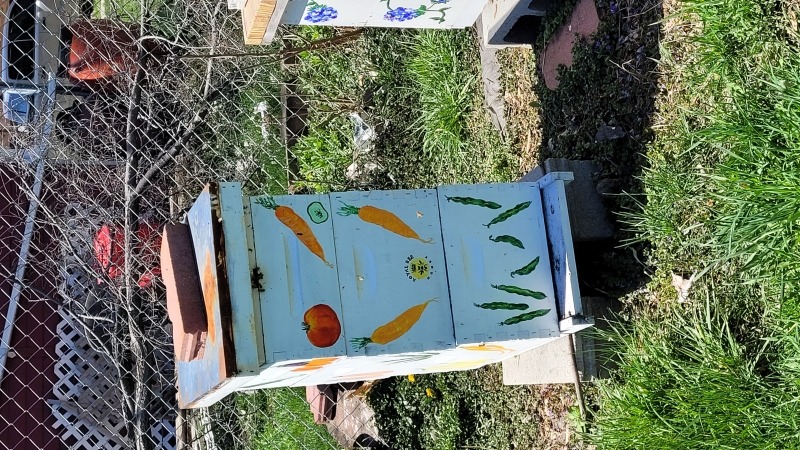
(590, 293), (800, 449)
(405, 30), (478, 176)
(603, 0), (800, 445)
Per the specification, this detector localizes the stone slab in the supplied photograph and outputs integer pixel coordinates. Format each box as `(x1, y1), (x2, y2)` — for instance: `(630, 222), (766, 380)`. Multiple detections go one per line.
(522, 158), (615, 242)
(502, 334), (576, 384)
(502, 297), (613, 384)
(541, 0), (599, 89)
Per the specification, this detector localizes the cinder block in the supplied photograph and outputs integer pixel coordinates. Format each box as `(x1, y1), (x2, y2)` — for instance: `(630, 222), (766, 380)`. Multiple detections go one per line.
(162, 223), (208, 362)
(502, 296), (612, 384)
(522, 158), (615, 242)
(480, 0), (556, 48)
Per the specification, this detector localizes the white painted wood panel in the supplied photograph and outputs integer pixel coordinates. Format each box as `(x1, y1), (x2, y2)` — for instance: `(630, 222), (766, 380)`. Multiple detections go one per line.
(330, 189), (456, 357)
(284, 0), (489, 28)
(250, 194), (348, 363)
(438, 183), (560, 344)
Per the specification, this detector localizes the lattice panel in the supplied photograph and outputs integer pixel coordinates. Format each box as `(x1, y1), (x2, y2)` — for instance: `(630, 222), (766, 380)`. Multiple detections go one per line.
(51, 308), (177, 449)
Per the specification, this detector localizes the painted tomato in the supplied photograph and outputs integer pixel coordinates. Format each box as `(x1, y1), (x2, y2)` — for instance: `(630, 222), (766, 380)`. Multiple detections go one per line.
(302, 304), (341, 348)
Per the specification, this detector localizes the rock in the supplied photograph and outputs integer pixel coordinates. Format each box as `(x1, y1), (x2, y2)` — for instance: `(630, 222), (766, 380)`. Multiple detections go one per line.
(595, 123), (626, 141)
(520, 158), (616, 242)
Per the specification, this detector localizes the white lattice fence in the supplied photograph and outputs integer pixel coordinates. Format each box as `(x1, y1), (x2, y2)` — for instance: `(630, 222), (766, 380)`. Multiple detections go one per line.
(50, 310), (128, 449)
(50, 309), (177, 449)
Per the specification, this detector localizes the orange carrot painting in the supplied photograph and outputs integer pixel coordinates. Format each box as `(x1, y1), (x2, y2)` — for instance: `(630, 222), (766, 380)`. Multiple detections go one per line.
(337, 203), (433, 243)
(256, 197), (333, 267)
(351, 298), (438, 349)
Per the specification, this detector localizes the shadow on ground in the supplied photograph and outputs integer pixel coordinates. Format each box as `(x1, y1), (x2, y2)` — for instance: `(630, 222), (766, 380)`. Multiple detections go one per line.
(533, 0), (664, 299)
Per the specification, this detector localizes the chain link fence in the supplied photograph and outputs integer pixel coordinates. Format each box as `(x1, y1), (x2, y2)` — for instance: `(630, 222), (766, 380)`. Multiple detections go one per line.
(0, 0), (420, 447)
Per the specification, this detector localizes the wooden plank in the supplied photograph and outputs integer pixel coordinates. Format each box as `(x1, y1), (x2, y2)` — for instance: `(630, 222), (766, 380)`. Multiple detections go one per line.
(330, 189), (455, 357)
(250, 194), (347, 363)
(437, 183), (560, 344)
(538, 173), (585, 330)
(176, 186), (236, 409)
(218, 183), (264, 373)
(242, 0), (283, 45)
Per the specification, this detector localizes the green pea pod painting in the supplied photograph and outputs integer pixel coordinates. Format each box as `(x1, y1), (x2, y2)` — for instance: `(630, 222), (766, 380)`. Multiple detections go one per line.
(491, 284), (547, 299)
(474, 302), (529, 311)
(489, 235), (525, 249)
(484, 201), (532, 228)
(510, 257), (540, 278)
(445, 195), (502, 209)
(499, 309), (551, 326)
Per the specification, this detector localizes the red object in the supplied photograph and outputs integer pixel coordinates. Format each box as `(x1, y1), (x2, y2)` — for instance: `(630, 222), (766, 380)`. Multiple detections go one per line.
(303, 304), (342, 348)
(68, 20), (140, 83)
(93, 222), (162, 287)
(161, 224), (207, 362)
(0, 165), (61, 450)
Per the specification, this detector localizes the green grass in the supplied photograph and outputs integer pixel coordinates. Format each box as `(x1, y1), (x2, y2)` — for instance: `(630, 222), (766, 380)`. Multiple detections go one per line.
(367, 366), (574, 450)
(286, 27), (514, 191)
(405, 30), (477, 179)
(213, 389), (340, 450)
(587, 0), (800, 446)
(589, 292), (800, 449)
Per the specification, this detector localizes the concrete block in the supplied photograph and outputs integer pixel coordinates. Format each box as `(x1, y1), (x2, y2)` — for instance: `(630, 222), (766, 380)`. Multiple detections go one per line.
(481, 0), (555, 48)
(502, 297), (610, 384)
(162, 223), (208, 362)
(502, 335), (576, 384)
(522, 158), (615, 242)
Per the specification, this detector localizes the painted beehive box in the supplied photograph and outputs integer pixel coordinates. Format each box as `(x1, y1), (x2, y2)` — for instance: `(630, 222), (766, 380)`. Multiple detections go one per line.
(170, 181), (575, 407)
(280, 0), (487, 29)
(249, 194), (348, 363)
(438, 184), (560, 343)
(330, 189), (455, 357)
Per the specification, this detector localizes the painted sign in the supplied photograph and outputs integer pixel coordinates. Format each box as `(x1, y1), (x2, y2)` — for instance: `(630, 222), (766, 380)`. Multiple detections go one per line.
(279, 0), (487, 28)
(438, 184), (560, 344)
(330, 189), (455, 357)
(250, 194), (348, 363)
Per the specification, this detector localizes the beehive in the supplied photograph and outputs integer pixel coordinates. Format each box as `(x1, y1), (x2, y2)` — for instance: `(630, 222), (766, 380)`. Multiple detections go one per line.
(169, 179), (585, 408)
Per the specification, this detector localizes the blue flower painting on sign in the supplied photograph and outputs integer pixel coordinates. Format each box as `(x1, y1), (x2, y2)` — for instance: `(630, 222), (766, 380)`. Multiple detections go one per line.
(381, 0), (451, 23)
(385, 6), (423, 21)
(304, 1), (338, 23)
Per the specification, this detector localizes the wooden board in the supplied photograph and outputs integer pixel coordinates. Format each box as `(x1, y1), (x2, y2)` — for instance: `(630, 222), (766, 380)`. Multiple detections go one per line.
(242, 0), (281, 44)
(438, 183), (560, 343)
(250, 194), (348, 363)
(218, 183), (264, 373)
(330, 189), (456, 357)
(243, 0), (490, 45)
(177, 186), (235, 409)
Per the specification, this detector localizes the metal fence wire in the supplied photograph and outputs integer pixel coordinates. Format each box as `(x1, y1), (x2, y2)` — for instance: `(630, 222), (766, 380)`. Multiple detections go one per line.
(0, 0), (398, 448)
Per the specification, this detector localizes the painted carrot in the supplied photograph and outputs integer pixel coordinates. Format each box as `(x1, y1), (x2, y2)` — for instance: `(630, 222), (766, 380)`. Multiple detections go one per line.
(256, 197), (333, 268)
(460, 343), (515, 353)
(338, 203), (433, 243)
(351, 298), (438, 349)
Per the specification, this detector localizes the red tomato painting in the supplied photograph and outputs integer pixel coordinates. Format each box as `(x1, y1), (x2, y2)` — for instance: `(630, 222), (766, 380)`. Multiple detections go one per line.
(302, 304), (341, 348)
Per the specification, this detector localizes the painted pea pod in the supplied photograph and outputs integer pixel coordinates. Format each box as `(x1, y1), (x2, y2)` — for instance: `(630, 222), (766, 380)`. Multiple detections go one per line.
(491, 284), (547, 299)
(473, 302), (529, 311)
(445, 195), (502, 209)
(484, 201), (532, 228)
(510, 256), (540, 278)
(499, 309), (551, 326)
(489, 234), (525, 249)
